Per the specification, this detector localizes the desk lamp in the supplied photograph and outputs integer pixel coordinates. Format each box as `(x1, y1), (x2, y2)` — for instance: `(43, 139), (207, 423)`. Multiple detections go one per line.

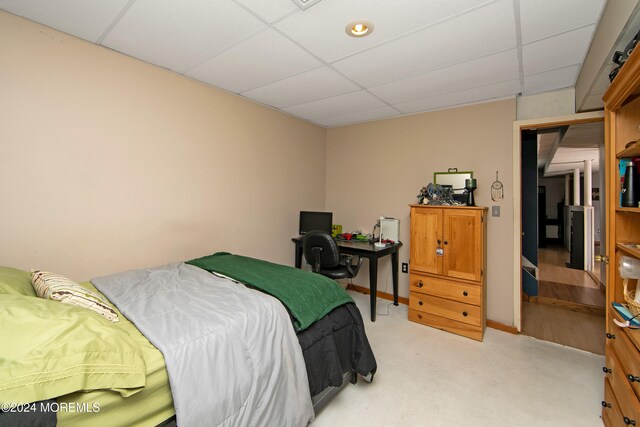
(374, 216), (386, 248)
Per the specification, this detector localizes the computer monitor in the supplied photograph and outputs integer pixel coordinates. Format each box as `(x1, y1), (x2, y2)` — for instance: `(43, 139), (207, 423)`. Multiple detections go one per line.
(299, 211), (333, 235)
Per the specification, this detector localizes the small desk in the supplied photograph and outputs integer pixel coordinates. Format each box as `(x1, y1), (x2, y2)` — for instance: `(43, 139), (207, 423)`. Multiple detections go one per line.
(292, 236), (402, 322)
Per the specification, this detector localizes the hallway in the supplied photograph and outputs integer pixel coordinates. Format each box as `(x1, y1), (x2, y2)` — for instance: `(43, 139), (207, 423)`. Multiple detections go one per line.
(537, 244), (605, 312)
(522, 244), (605, 355)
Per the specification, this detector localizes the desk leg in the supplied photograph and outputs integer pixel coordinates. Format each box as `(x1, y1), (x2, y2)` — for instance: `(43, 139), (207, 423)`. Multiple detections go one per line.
(295, 244), (302, 269)
(391, 249), (399, 306)
(369, 256), (377, 322)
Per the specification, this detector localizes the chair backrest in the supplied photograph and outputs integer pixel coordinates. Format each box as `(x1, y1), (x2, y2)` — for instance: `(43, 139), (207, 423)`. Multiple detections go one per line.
(303, 231), (341, 269)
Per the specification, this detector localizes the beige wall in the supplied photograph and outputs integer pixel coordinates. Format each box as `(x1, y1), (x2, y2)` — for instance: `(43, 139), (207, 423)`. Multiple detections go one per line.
(326, 99), (517, 325)
(1, 11), (518, 324)
(0, 12), (326, 281)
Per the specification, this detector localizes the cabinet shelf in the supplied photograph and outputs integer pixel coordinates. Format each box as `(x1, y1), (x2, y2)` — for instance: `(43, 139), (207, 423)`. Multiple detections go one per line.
(616, 141), (640, 158)
(617, 243), (640, 259)
(617, 207), (640, 213)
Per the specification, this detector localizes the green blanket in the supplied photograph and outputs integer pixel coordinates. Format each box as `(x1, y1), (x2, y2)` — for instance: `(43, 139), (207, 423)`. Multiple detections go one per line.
(187, 253), (353, 331)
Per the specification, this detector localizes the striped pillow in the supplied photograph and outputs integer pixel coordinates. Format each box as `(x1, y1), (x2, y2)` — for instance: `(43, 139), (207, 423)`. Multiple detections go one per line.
(31, 270), (119, 322)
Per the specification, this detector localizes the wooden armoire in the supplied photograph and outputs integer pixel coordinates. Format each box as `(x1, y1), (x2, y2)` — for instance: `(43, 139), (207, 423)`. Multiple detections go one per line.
(408, 205), (487, 341)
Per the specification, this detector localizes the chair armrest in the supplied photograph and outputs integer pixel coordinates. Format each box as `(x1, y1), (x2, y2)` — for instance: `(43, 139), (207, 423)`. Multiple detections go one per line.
(344, 255), (363, 276)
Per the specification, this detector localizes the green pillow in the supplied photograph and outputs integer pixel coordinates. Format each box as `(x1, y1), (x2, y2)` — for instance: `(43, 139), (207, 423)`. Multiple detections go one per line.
(0, 294), (146, 404)
(0, 266), (36, 296)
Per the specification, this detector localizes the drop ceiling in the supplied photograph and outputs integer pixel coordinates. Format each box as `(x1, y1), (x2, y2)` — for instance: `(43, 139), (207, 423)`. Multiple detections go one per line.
(538, 121), (603, 177)
(0, 0), (607, 127)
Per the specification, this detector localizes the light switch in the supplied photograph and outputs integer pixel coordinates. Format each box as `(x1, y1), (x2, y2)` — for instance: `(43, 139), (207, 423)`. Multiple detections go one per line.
(492, 206), (500, 217)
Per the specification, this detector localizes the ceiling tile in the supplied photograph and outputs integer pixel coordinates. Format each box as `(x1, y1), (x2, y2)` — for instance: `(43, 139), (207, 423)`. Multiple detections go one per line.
(394, 80), (519, 114)
(0, 0), (129, 42)
(519, 0), (605, 44)
(370, 49), (519, 105)
(234, 0), (298, 23)
(282, 90), (386, 122)
(317, 106), (400, 128)
(332, 0), (516, 87)
(522, 25), (595, 76)
(241, 67), (360, 108)
(275, 0), (492, 63)
(523, 65), (580, 96)
(186, 28), (322, 93)
(101, 0), (266, 74)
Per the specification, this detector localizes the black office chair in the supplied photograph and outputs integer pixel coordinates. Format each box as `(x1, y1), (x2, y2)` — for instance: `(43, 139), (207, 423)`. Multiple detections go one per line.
(303, 230), (363, 280)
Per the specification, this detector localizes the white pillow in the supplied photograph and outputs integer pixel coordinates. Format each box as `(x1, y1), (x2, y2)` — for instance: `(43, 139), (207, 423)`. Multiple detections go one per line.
(31, 270), (119, 322)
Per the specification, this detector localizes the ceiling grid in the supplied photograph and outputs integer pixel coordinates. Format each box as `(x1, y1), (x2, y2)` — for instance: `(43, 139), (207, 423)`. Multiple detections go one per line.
(0, 0), (608, 127)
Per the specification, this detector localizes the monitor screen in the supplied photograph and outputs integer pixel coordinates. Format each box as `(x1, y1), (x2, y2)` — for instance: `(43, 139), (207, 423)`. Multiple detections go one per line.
(299, 211), (333, 235)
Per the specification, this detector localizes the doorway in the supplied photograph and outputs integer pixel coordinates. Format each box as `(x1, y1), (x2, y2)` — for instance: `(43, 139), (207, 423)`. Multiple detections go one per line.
(512, 112), (606, 354)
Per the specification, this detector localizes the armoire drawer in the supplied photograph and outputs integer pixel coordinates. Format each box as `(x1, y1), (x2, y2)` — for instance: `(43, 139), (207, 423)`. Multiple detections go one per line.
(604, 349), (640, 426)
(409, 293), (481, 326)
(607, 317), (640, 401)
(409, 273), (481, 306)
(408, 309), (483, 341)
(603, 377), (626, 427)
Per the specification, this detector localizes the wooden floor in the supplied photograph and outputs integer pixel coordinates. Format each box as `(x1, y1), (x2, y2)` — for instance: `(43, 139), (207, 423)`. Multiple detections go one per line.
(521, 244), (605, 355)
(521, 301), (605, 355)
(538, 245), (600, 289)
(538, 280), (605, 307)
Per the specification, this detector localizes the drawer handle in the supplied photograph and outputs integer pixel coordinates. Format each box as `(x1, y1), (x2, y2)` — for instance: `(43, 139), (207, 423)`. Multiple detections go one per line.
(628, 374), (640, 383)
(463, 291), (468, 297)
(603, 367), (612, 374)
(602, 401), (611, 408)
(606, 333), (616, 339)
(437, 239), (441, 245)
(624, 416), (636, 426)
(443, 240), (448, 245)
(418, 300), (424, 306)
(462, 311), (468, 317)
(417, 281), (424, 288)
(418, 314), (423, 319)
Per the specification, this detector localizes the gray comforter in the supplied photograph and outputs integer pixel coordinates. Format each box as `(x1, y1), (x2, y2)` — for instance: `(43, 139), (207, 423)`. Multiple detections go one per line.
(92, 262), (314, 427)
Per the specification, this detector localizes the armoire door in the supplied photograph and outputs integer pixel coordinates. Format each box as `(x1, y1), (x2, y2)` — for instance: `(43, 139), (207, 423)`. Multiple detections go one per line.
(410, 207), (443, 275)
(442, 209), (483, 281)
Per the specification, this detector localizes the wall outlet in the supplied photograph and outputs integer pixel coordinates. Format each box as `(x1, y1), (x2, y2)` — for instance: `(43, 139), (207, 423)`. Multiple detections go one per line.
(402, 263), (408, 273)
(492, 205), (500, 217)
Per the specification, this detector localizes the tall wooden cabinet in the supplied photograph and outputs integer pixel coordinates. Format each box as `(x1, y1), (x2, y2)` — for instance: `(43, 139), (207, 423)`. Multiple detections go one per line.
(408, 205), (487, 341)
(601, 46), (640, 426)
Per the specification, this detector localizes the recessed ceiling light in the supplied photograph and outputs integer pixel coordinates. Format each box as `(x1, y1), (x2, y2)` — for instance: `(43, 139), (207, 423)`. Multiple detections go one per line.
(345, 20), (374, 38)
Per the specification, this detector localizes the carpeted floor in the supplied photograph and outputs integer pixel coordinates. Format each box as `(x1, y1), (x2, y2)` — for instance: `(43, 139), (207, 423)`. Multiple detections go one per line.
(312, 290), (605, 427)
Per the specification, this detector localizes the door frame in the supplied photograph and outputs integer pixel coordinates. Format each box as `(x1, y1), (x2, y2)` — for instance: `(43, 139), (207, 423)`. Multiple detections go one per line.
(512, 110), (605, 331)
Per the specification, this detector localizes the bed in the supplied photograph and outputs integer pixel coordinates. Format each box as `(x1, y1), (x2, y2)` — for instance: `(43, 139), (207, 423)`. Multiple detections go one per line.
(0, 254), (377, 427)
